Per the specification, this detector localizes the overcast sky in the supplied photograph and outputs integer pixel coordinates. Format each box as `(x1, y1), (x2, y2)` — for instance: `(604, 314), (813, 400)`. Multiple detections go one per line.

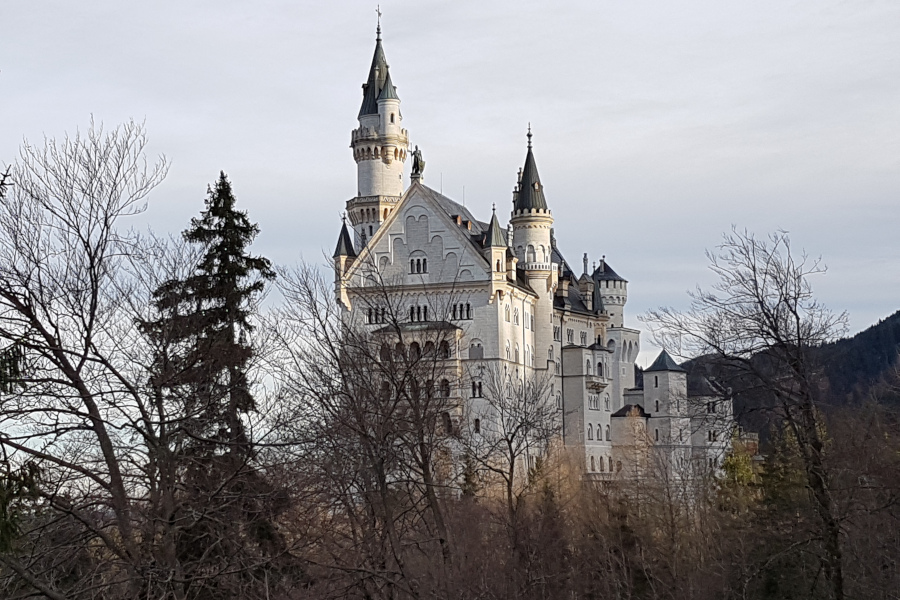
(3, 1), (899, 364)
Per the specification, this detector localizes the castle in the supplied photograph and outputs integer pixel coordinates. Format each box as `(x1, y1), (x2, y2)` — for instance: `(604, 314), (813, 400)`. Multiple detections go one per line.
(332, 24), (732, 479)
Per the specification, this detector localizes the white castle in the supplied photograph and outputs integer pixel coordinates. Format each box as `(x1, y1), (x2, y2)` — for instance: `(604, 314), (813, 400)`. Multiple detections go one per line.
(332, 25), (732, 480)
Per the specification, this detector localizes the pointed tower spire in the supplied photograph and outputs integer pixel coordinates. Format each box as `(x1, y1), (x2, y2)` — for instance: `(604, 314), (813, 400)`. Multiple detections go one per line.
(514, 126), (548, 211)
(377, 66), (399, 101)
(484, 203), (506, 247)
(333, 216), (357, 258)
(358, 15), (389, 118)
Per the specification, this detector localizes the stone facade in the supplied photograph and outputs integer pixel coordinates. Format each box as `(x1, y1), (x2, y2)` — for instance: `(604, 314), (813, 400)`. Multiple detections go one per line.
(332, 28), (733, 480)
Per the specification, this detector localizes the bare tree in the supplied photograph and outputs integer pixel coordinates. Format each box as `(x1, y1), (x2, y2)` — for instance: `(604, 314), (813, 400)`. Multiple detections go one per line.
(643, 228), (849, 600)
(462, 363), (558, 528)
(270, 259), (465, 600)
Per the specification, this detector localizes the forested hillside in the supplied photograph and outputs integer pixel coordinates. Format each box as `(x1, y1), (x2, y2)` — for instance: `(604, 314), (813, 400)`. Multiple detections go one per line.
(818, 310), (900, 403)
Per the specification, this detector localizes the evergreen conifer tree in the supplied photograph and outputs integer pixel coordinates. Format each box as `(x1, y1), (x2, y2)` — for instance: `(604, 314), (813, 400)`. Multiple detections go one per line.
(139, 172), (281, 595)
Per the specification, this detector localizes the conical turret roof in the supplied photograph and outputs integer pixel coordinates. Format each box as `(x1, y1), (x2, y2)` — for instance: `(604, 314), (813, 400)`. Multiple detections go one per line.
(514, 129), (548, 212)
(484, 205), (506, 248)
(358, 30), (389, 117)
(333, 220), (357, 258)
(377, 67), (399, 101)
(645, 349), (686, 373)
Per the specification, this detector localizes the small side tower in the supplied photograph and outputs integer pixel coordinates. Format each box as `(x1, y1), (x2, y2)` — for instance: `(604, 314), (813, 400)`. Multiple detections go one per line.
(482, 204), (509, 295)
(333, 216), (356, 308)
(347, 21), (410, 248)
(510, 127), (557, 361)
(594, 256), (628, 327)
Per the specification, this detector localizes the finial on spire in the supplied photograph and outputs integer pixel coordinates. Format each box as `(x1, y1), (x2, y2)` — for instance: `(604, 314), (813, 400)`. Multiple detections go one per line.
(527, 123), (533, 149)
(342, 211), (347, 224)
(492, 202), (496, 213)
(376, 5), (382, 40)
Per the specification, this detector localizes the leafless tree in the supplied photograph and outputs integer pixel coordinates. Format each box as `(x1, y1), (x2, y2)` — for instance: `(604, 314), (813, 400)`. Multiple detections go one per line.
(461, 362), (558, 528)
(643, 228), (850, 600)
(269, 259), (465, 599)
(0, 121), (296, 600)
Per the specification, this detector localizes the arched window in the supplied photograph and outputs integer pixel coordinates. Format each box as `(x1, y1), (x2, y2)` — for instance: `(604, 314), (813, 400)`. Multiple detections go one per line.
(367, 308), (373, 323)
(474, 418), (480, 434)
(416, 306), (421, 321)
(416, 259), (421, 274)
(423, 306), (428, 321)
(394, 342), (405, 359)
(477, 382), (482, 397)
(409, 342), (421, 360)
(409, 306), (415, 321)
(586, 360), (592, 375)
(549, 347), (554, 360)
(439, 340), (450, 359)
(599, 456), (605, 472)
(422, 258), (427, 272)
(452, 304), (457, 319)
(604, 394), (610, 410)
(496, 259), (501, 272)
(654, 375), (659, 388)
(527, 245), (536, 262)
(466, 303), (471, 319)
(439, 379), (450, 398)
(605, 425), (610, 441)
(597, 362), (603, 377)
(506, 343), (511, 360)
(609, 456), (613, 472)
(441, 411), (452, 433)
(472, 382), (477, 397)
(514, 308), (519, 325)
(380, 343), (390, 361)
(505, 305), (510, 322)
(587, 424), (593, 440)
(590, 456), (595, 471)
(390, 113), (395, 123)
(514, 344), (519, 364)
(424, 341), (435, 356)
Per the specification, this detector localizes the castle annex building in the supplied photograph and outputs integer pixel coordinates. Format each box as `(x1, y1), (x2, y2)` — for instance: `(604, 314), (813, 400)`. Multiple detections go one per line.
(332, 26), (732, 478)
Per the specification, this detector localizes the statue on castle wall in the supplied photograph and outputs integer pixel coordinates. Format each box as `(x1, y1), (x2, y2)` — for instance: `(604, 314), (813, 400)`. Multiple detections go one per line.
(411, 145), (425, 180)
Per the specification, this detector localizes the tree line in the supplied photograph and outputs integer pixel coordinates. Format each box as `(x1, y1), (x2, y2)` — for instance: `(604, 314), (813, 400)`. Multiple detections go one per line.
(0, 122), (897, 600)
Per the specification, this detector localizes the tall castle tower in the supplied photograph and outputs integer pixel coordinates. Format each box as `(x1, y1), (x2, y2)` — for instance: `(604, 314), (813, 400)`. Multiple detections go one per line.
(511, 129), (557, 363)
(346, 22), (409, 247)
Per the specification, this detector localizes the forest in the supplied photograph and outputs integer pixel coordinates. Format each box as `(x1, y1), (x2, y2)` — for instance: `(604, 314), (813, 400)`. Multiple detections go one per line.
(0, 122), (897, 600)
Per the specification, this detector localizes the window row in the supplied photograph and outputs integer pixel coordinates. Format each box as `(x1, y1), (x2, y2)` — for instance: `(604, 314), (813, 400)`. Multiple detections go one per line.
(409, 258), (428, 274)
(379, 378), (451, 399)
(452, 303), (472, 320)
(589, 455), (617, 473)
(409, 305), (429, 322)
(367, 307), (388, 324)
(586, 423), (611, 441)
(379, 341), (451, 361)
(587, 394), (611, 411)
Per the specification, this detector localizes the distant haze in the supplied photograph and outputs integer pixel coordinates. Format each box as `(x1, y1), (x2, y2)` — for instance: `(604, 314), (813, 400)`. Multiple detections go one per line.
(3, 1), (899, 364)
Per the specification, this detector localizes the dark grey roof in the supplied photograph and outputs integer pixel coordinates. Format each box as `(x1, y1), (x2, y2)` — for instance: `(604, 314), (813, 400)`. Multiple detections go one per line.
(333, 221), (356, 258)
(377, 67), (399, 101)
(359, 35), (389, 117)
(513, 146), (548, 211)
(484, 208), (506, 248)
(592, 258), (626, 282)
(645, 349), (686, 373)
(611, 404), (650, 418)
(411, 182), (487, 236)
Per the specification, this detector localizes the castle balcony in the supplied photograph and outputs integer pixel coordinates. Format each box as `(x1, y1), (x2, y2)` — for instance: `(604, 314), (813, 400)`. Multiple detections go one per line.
(522, 261), (552, 271)
(585, 374), (609, 391)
